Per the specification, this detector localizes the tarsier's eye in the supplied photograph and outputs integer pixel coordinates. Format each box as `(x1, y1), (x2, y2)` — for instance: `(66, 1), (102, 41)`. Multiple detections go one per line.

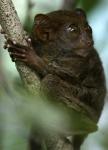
(66, 24), (80, 39)
(67, 24), (79, 33)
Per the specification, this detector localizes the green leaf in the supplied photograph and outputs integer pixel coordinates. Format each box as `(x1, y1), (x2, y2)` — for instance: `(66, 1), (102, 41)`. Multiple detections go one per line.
(26, 99), (98, 136)
(80, 0), (100, 12)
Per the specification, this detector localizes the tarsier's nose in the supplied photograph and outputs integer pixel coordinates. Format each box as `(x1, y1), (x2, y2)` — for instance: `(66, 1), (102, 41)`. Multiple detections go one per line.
(80, 31), (93, 47)
(87, 41), (92, 46)
(87, 40), (94, 47)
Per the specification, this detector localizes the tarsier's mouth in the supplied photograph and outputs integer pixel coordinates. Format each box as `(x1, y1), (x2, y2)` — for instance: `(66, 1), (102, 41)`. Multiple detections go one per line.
(80, 40), (94, 49)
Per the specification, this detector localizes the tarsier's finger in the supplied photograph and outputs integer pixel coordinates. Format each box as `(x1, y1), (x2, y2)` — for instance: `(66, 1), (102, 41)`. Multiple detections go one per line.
(27, 38), (32, 45)
(3, 39), (13, 49)
(25, 34), (32, 45)
(10, 52), (26, 59)
(3, 39), (15, 49)
(24, 35), (33, 50)
(5, 38), (28, 50)
(11, 42), (30, 51)
(3, 41), (10, 49)
(8, 47), (26, 54)
(12, 57), (27, 63)
(10, 54), (27, 62)
(5, 38), (17, 45)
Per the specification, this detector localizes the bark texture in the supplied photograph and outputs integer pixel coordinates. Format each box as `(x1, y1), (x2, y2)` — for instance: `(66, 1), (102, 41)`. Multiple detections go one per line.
(0, 0), (40, 95)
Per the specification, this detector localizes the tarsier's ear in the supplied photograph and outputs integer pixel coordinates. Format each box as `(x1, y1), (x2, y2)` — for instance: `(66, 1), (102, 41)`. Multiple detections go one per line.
(33, 14), (52, 42)
(74, 8), (86, 20)
(34, 14), (50, 25)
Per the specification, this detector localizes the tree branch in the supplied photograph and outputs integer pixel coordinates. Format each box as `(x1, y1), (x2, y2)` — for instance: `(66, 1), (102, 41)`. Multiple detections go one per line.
(0, 0), (40, 95)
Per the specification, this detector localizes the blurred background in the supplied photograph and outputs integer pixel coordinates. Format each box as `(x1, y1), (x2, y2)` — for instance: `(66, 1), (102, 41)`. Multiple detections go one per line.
(0, 0), (108, 150)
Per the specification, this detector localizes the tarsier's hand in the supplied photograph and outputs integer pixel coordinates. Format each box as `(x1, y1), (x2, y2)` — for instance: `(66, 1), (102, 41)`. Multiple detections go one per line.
(4, 38), (46, 71)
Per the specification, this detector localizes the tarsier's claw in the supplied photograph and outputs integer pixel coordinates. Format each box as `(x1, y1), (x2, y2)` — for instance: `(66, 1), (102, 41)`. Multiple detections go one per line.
(25, 35), (30, 41)
(7, 44), (10, 48)
(27, 38), (32, 42)
(13, 40), (16, 45)
(24, 34), (32, 46)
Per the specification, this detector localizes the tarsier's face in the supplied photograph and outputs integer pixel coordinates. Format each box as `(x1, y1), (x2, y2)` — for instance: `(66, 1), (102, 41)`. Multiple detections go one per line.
(32, 9), (94, 52)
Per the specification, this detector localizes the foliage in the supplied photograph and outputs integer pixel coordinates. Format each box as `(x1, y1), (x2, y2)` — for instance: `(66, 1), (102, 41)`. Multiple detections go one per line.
(80, 0), (101, 12)
(0, 77), (98, 150)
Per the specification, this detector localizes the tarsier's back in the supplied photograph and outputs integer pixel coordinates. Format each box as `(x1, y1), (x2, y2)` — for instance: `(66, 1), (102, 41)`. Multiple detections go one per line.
(32, 9), (106, 122)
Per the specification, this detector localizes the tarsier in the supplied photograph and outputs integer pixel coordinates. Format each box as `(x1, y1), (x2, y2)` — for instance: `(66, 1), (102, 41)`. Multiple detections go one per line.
(4, 8), (106, 150)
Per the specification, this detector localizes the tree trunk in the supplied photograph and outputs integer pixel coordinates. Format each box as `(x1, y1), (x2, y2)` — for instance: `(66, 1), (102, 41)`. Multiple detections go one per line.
(0, 0), (40, 95)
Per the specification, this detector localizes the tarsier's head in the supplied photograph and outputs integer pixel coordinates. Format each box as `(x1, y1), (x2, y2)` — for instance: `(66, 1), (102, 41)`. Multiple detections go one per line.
(32, 8), (94, 51)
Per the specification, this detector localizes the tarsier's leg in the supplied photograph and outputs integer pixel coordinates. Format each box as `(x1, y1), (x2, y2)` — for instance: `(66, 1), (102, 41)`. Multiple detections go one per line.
(40, 74), (63, 102)
(41, 74), (87, 150)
